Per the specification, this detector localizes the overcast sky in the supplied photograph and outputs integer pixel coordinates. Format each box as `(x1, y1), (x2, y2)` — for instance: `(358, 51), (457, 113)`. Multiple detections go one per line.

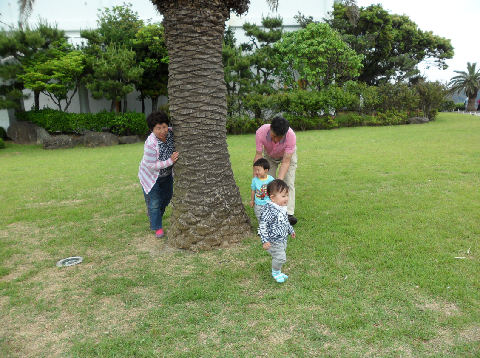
(3, 0), (478, 84)
(356, 0), (480, 83)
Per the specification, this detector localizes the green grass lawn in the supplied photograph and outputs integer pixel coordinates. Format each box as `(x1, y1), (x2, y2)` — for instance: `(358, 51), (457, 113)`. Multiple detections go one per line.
(1, 112), (479, 357)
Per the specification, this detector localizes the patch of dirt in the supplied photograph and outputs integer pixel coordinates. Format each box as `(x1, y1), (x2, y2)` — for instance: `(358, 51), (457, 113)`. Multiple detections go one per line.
(459, 325), (480, 341)
(417, 300), (460, 316)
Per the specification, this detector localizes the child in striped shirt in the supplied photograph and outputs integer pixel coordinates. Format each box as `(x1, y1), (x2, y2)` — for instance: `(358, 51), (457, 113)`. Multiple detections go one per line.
(259, 179), (296, 283)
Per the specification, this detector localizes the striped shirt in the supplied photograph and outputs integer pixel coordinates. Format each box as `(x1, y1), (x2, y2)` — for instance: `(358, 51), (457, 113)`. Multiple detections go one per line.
(259, 202), (295, 244)
(138, 129), (175, 194)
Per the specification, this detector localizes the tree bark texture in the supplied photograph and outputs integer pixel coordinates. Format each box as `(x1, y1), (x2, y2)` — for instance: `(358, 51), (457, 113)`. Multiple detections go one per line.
(467, 96), (478, 112)
(153, 0), (251, 250)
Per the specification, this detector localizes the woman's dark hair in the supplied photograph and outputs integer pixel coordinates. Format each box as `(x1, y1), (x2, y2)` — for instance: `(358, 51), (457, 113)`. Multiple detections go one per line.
(270, 116), (290, 137)
(146, 110), (169, 130)
(267, 179), (289, 196)
(253, 158), (270, 171)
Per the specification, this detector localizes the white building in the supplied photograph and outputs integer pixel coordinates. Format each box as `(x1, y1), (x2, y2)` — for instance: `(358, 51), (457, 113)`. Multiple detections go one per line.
(0, 0), (335, 131)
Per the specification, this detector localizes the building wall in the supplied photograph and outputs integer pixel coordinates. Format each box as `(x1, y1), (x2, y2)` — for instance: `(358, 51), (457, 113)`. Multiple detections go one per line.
(0, 0), (334, 131)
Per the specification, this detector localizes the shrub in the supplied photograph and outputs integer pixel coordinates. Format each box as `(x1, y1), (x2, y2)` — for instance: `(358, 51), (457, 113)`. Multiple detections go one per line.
(375, 110), (409, 125)
(226, 115), (259, 134)
(285, 115), (323, 131)
(242, 93), (271, 121)
(343, 81), (379, 114)
(0, 138), (5, 149)
(454, 103), (466, 111)
(441, 99), (456, 112)
(0, 126), (6, 140)
(415, 81), (446, 121)
(321, 116), (339, 130)
(343, 113), (365, 127)
(16, 108), (69, 132)
(14, 109), (148, 135)
(376, 83), (419, 113)
(76, 110), (115, 132)
(110, 112), (148, 136)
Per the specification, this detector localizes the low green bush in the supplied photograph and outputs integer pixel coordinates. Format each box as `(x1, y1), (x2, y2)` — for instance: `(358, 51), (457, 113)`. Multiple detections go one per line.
(321, 116), (339, 130)
(285, 115), (322, 131)
(0, 138), (5, 149)
(454, 103), (466, 111)
(441, 99), (456, 112)
(375, 110), (409, 125)
(226, 115), (260, 134)
(14, 109), (148, 136)
(110, 112), (149, 136)
(342, 113), (365, 127)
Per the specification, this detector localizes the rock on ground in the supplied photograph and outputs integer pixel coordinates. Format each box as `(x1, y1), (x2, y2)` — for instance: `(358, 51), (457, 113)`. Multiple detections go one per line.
(84, 132), (119, 147)
(43, 135), (76, 150)
(7, 121), (52, 144)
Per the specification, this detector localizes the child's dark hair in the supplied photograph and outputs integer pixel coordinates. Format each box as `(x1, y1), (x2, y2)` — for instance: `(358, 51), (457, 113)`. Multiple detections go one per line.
(253, 158), (270, 171)
(267, 179), (289, 196)
(146, 110), (169, 130)
(270, 116), (290, 137)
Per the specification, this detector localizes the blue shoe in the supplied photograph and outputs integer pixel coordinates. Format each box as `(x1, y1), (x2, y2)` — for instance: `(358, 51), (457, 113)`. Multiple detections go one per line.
(272, 270), (288, 283)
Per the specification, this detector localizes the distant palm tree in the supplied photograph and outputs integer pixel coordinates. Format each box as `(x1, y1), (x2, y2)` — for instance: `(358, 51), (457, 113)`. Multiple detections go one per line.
(17, 0), (35, 28)
(449, 62), (480, 111)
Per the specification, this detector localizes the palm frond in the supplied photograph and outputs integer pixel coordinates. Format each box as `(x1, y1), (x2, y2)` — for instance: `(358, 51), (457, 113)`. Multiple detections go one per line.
(266, 0), (279, 11)
(18, 0), (35, 28)
(448, 63), (480, 98)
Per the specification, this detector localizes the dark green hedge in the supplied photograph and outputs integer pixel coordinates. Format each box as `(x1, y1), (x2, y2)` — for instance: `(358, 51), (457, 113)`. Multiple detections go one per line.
(227, 110), (413, 134)
(15, 109), (148, 136)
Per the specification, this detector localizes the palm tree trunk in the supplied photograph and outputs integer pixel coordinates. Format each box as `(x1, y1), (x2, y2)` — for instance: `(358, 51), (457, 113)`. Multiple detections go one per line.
(467, 96), (477, 112)
(154, 0), (251, 250)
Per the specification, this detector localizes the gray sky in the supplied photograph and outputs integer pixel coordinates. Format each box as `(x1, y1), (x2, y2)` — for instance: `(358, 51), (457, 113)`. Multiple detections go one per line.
(3, 0), (477, 84)
(356, 0), (480, 83)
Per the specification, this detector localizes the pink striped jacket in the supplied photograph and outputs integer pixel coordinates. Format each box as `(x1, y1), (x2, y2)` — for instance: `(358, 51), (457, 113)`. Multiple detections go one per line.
(138, 131), (174, 194)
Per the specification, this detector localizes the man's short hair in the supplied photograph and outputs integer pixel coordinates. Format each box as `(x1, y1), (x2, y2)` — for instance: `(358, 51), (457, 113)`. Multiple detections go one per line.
(146, 110), (169, 130)
(253, 158), (270, 171)
(267, 179), (289, 196)
(270, 116), (290, 137)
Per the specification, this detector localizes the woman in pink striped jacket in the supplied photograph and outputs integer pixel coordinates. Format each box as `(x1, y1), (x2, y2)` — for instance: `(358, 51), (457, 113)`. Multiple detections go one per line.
(138, 110), (179, 238)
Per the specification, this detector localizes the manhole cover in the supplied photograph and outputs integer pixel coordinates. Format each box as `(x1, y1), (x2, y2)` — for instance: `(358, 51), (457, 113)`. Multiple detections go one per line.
(56, 256), (83, 267)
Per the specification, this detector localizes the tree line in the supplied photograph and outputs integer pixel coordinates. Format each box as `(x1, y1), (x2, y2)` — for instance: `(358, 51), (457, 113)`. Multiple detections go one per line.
(0, 3), (168, 114)
(223, 3), (454, 121)
(1, 3), (455, 118)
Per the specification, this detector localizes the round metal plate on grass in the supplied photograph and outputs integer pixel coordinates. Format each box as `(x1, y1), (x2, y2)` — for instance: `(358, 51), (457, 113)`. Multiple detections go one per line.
(56, 256), (83, 267)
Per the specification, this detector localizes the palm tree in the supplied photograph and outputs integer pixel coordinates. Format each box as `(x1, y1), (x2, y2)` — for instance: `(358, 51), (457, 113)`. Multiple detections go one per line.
(449, 62), (480, 112)
(150, 0), (253, 250)
(17, 0), (35, 29)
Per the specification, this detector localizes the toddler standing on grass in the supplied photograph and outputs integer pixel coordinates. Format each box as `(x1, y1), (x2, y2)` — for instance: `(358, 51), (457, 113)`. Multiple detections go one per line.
(259, 179), (296, 283)
(250, 158), (275, 235)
